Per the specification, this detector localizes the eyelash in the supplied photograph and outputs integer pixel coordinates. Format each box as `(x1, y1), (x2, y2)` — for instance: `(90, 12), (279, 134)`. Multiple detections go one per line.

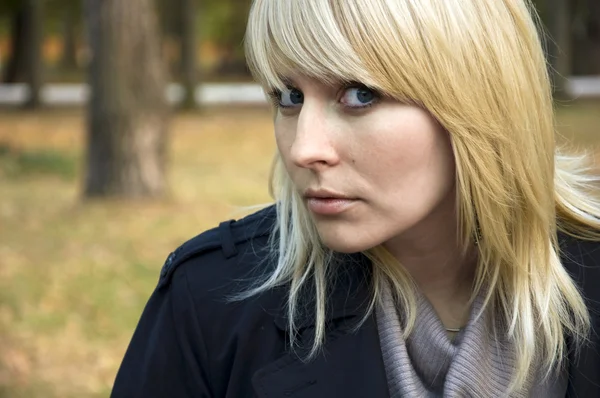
(267, 84), (380, 111)
(266, 90), (285, 109)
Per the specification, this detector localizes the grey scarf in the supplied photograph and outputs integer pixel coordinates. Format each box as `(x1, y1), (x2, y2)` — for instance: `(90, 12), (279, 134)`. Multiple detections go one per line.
(375, 283), (568, 397)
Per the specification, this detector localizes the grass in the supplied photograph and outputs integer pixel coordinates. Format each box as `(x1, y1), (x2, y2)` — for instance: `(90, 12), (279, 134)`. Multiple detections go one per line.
(0, 101), (599, 397)
(0, 145), (78, 180)
(0, 106), (275, 397)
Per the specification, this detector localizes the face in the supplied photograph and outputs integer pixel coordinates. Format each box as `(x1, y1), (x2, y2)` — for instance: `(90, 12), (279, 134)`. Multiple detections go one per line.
(273, 75), (456, 253)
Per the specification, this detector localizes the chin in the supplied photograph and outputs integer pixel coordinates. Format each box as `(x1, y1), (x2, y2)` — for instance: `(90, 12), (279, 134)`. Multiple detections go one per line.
(317, 231), (380, 254)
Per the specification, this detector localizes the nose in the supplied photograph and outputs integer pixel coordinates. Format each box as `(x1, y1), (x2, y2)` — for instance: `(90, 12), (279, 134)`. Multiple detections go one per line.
(289, 104), (340, 170)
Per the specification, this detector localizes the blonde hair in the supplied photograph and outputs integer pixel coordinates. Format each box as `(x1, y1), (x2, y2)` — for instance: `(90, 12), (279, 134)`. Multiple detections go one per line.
(244, 0), (600, 392)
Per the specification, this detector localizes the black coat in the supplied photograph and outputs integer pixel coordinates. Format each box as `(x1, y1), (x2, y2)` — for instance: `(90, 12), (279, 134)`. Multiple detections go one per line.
(111, 206), (600, 398)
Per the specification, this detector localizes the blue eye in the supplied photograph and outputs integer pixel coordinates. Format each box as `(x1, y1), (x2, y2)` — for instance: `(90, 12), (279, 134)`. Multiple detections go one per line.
(279, 87), (304, 107)
(341, 86), (377, 108)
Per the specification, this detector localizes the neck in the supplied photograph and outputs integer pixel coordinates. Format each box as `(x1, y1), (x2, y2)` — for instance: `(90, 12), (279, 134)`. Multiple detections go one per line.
(383, 195), (478, 327)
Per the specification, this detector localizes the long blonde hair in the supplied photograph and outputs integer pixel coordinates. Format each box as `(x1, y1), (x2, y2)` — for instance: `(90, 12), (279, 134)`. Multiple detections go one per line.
(244, 0), (600, 392)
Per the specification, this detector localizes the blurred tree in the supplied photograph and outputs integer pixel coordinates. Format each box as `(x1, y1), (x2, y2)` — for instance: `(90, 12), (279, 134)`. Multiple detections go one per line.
(533, 0), (600, 76)
(202, 0), (252, 77)
(155, 0), (199, 107)
(547, 0), (572, 96)
(84, 0), (169, 198)
(60, 3), (80, 69)
(44, 0), (83, 69)
(2, 0), (43, 108)
(179, 0), (198, 109)
(591, 0), (600, 73)
(1, 0), (25, 83)
(156, 0), (178, 37)
(572, 0), (600, 75)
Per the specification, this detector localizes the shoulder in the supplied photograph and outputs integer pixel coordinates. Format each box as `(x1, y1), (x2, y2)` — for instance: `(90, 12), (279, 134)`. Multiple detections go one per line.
(158, 204), (278, 290)
(151, 204), (286, 360)
(155, 204), (286, 330)
(112, 205), (282, 397)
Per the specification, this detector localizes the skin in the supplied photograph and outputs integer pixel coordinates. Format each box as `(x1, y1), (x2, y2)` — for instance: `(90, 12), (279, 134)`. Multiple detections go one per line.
(274, 74), (477, 332)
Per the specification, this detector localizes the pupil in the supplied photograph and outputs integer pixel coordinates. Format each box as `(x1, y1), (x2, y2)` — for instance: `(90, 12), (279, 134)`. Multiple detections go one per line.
(290, 89), (303, 104)
(357, 88), (373, 103)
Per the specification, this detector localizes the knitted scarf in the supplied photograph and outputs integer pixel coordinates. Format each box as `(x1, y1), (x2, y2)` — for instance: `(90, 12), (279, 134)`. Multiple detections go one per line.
(375, 282), (567, 397)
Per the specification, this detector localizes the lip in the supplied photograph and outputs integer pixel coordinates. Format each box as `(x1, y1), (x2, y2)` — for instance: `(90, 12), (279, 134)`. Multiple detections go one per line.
(304, 189), (358, 215)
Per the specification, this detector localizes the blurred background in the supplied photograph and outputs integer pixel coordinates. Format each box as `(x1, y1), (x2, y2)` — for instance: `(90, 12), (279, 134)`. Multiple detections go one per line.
(0, 0), (598, 396)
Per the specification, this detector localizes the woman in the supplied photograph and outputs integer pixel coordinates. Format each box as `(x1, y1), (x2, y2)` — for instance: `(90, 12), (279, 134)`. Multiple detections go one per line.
(111, 0), (600, 397)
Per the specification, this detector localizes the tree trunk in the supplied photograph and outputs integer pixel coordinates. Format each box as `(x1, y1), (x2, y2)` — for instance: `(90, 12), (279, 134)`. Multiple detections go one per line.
(2, 8), (27, 83)
(215, 0), (252, 77)
(548, 0), (572, 97)
(3, 0), (42, 108)
(61, 7), (78, 70)
(23, 0), (42, 108)
(84, 0), (169, 198)
(588, 0), (600, 74)
(179, 0), (198, 109)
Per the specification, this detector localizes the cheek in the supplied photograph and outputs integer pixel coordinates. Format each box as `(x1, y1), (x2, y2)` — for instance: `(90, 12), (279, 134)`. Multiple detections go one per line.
(412, 134), (455, 207)
(274, 121), (294, 163)
(375, 117), (455, 200)
(429, 130), (455, 182)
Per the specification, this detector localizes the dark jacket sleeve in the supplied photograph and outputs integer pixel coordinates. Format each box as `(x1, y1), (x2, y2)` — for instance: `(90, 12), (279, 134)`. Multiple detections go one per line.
(111, 267), (212, 398)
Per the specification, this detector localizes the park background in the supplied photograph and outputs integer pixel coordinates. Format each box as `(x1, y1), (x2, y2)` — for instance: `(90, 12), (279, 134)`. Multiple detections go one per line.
(0, 0), (599, 396)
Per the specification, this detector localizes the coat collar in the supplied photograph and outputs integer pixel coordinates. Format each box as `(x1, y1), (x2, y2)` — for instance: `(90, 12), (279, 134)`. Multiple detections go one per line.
(255, 252), (391, 398)
(253, 314), (391, 398)
(271, 252), (374, 331)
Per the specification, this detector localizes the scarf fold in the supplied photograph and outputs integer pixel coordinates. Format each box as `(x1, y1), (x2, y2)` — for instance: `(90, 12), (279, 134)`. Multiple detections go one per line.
(375, 282), (567, 397)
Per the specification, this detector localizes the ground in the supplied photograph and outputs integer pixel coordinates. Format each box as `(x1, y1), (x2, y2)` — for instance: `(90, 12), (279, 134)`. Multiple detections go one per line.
(0, 101), (599, 397)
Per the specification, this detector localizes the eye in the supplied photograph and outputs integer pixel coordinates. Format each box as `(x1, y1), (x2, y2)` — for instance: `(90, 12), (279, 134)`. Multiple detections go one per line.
(278, 87), (304, 108)
(340, 85), (378, 108)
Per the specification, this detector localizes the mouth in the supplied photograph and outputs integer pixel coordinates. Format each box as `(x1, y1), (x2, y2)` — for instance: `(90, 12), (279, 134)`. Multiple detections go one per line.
(304, 189), (359, 215)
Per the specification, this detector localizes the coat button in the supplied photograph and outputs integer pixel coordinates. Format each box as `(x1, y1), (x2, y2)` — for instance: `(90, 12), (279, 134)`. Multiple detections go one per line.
(160, 252), (176, 278)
